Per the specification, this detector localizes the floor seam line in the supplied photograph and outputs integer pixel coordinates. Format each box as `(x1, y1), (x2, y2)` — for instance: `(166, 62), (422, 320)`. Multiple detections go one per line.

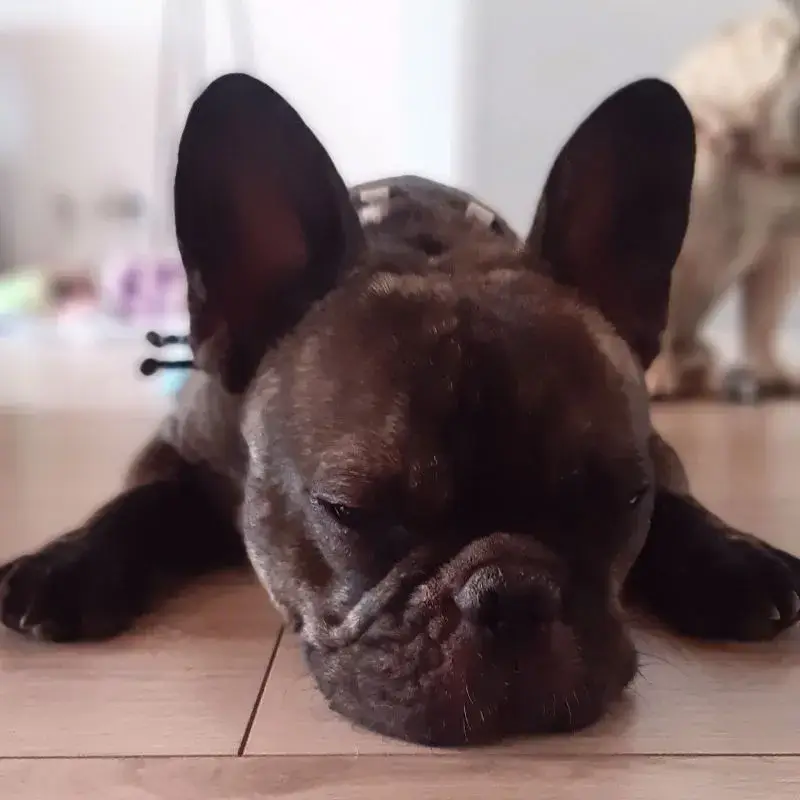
(236, 626), (285, 757)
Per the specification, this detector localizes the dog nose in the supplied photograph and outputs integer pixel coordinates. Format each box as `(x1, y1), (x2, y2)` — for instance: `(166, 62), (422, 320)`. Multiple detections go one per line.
(455, 564), (561, 632)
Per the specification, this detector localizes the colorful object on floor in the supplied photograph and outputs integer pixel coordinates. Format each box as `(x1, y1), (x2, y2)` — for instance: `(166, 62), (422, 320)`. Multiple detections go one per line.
(140, 330), (195, 397)
(0, 268), (48, 315)
(159, 368), (191, 396)
(102, 255), (187, 322)
(46, 271), (106, 342)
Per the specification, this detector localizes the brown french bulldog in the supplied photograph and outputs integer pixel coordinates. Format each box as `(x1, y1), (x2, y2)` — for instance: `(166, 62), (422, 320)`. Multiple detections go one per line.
(2, 73), (799, 748)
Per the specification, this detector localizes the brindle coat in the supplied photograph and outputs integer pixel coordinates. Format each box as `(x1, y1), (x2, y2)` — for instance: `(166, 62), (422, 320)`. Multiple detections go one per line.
(1, 74), (799, 747)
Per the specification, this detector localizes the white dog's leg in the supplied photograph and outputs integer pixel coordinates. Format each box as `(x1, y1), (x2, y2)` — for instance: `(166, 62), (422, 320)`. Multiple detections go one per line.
(723, 230), (800, 400)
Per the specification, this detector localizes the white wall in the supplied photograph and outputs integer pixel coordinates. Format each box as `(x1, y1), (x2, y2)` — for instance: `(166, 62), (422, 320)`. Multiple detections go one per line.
(459, 0), (766, 232)
(0, 0), (466, 268)
(457, 0), (785, 350)
(0, 0), (778, 327)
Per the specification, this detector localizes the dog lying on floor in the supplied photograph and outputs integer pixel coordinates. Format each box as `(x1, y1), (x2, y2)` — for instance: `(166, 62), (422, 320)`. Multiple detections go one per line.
(1, 73), (799, 747)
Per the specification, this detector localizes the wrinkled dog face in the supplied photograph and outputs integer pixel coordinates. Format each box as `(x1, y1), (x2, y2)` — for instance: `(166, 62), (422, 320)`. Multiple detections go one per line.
(174, 75), (695, 745)
(242, 268), (654, 745)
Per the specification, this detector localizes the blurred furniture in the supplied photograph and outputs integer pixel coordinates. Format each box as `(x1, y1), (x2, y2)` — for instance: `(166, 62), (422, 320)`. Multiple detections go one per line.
(0, 164), (11, 273)
(150, 0), (254, 250)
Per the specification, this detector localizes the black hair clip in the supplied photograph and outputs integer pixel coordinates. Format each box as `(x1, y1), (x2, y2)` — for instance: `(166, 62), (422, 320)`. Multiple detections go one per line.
(139, 330), (197, 377)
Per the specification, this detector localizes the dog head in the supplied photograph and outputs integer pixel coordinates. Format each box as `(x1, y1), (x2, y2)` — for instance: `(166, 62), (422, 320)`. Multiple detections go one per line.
(173, 73), (695, 746)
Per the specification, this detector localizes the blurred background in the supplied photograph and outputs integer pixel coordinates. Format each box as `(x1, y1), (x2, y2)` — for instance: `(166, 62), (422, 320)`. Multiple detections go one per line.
(0, 0), (782, 412)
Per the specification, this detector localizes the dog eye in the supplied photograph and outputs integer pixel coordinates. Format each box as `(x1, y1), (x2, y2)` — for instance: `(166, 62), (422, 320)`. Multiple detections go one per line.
(315, 497), (369, 528)
(628, 485), (651, 507)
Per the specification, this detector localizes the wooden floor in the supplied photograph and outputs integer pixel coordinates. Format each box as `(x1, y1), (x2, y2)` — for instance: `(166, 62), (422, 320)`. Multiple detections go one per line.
(1, 401), (800, 798)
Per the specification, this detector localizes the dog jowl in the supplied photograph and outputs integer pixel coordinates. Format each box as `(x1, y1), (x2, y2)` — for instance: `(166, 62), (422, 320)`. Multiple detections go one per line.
(2, 73), (800, 747)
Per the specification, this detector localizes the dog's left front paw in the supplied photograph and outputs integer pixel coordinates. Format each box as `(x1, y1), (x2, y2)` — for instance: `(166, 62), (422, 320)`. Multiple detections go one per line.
(630, 490), (800, 642)
(657, 535), (800, 641)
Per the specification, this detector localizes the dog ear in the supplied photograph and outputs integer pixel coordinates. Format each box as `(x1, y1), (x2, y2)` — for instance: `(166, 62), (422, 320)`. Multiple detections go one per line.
(524, 78), (695, 369)
(174, 72), (364, 392)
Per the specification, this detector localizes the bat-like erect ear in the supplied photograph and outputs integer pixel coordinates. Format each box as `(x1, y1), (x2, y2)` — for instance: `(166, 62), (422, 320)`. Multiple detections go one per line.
(524, 78), (696, 369)
(174, 72), (365, 392)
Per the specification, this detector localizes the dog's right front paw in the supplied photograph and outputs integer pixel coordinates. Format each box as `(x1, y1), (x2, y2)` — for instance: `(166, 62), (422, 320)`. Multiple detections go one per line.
(0, 532), (144, 643)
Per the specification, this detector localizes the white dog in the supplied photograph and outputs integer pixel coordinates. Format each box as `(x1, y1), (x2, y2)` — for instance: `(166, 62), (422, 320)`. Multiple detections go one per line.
(648, 0), (800, 401)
